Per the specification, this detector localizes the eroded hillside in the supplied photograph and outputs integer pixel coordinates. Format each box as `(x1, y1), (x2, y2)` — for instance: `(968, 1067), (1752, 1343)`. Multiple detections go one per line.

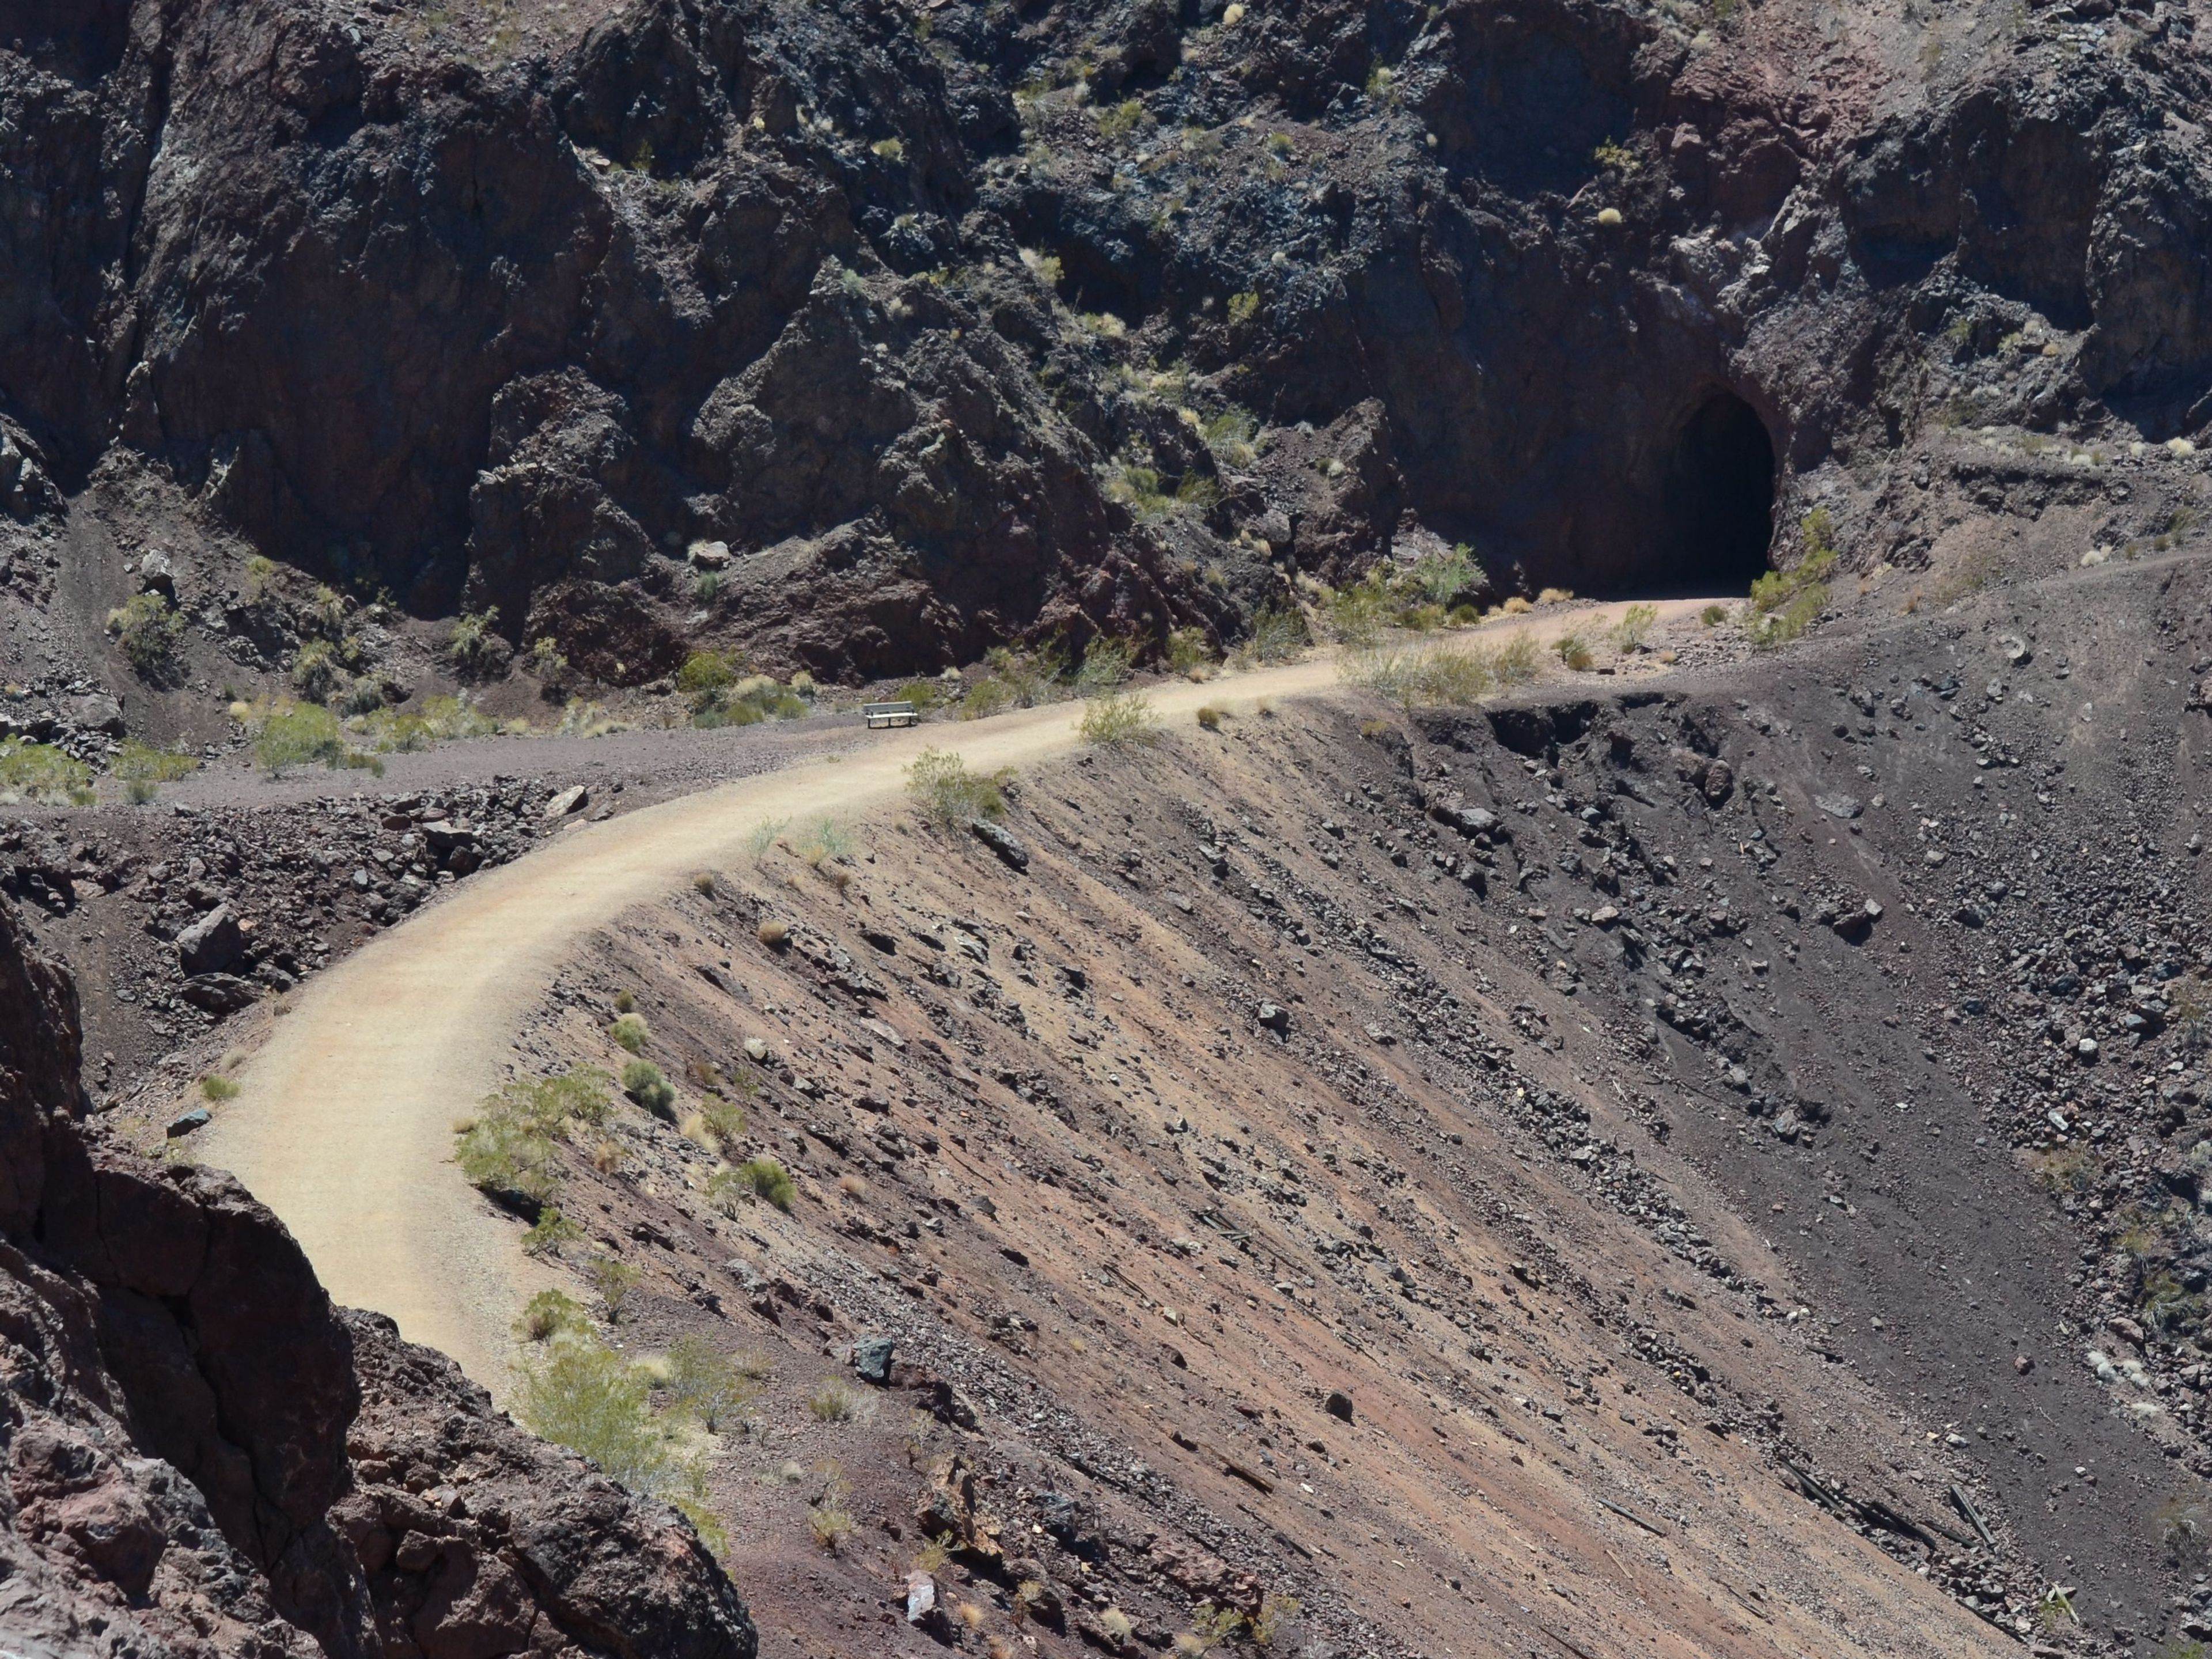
(294, 544), (2212, 1659)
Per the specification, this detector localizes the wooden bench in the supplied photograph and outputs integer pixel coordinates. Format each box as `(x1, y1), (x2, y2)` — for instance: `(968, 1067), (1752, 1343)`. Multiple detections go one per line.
(862, 700), (918, 729)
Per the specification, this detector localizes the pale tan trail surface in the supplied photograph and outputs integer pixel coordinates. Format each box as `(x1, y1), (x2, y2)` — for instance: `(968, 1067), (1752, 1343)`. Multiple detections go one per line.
(200, 600), (1711, 1389)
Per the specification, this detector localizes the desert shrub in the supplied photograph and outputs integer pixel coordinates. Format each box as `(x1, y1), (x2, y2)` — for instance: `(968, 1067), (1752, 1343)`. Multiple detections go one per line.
(695, 1093), (747, 1148)
(1078, 691), (1159, 748)
(247, 699), (384, 778)
(1095, 97), (1151, 141)
(291, 638), (345, 702)
(664, 1335), (763, 1432)
(243, 554), (278, 599)
(1612, 602), (1658, 651)
(1347, 643), (1495, 707)
(585, 1256), (641, 1321)
(1494, 631), (1541, 685)
(1500, 594), (1532, 614)
(200, 1074), (240, 1103)
(677, 649), (736, 698)
(114, 740), (198, 805)
(806, 1378), (865, 1423)
(795, 817), (853, 867)
(107, 592), (186, 679)
(692, 670), (808, 728)
(1242, 600), (1309, 661)
(1202, 407), (1260, 469)
(1535, 586), (1575, 604)
(350, 695), (501, 753)
(453, 1067), (612, 1209)
(1745, 525), (1836, 648)
(522, 1207), (583, 1255)
(1075, 635), (1135, 692)
(517, 1332), (713, 1527)
(1327, 578), (1389, 646)
(613, 988), (636, 1013)
(516, 1288), (590, 1342)
(1552, 631), (1594, 671)
(448, 608), (504, 677)
(960, 676), (1016, 718)
(622, 1059), (677, 1119)
(1700, 602), (1728, 626)
(960, 641), (1066, 717)
(1226, 290), (1260, 326)
(757, 917), (790, 948)
(809, 1495), (856, 1552)
(907, 748), (1009, 824)
(691, 870), (717, 896)
(609, 1012), (650, 1052)
(1165, 627), (1216, 674)
(736, 1156), (796, 1211)
(0, 741), (93, 805)
(1195, 705), (1223, 730)
(1404, 543), (1485, 607)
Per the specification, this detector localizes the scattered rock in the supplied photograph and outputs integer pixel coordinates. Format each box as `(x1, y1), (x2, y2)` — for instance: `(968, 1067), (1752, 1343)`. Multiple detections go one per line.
(854, 1335), (896, 1384)
(166, 1106), (210, 1137)
(1256, 1002), (1290, 1033)
(176, 905), (245, 975)
(543, 785), (589, 820)
(1324, 1389), (1355, 1423)
(971, 820), (1031, 872)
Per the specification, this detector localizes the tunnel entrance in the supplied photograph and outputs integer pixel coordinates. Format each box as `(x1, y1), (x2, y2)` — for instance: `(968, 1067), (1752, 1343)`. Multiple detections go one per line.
(1652, 392), (1777, 594)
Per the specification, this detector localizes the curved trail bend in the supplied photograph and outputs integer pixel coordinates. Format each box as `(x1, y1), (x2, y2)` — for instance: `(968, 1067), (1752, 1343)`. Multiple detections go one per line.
(203, 604), (1709, 1388)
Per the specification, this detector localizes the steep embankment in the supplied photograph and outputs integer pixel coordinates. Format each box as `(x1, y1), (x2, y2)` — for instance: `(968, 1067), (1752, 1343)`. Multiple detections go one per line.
(0, 889), (758, 1659)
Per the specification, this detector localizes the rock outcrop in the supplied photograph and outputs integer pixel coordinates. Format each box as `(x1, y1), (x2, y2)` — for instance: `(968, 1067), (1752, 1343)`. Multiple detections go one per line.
(7, 0), (2211, 679)
(0, 891), (757, 1659)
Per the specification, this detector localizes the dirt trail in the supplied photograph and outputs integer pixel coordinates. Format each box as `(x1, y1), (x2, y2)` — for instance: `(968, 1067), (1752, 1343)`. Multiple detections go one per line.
(200, 601), (1708, 1388)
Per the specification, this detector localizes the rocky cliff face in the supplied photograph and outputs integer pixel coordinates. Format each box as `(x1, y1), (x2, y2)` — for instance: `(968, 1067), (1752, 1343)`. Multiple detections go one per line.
(0, 889), (757, 1659)
(5, 0), (2209, 681)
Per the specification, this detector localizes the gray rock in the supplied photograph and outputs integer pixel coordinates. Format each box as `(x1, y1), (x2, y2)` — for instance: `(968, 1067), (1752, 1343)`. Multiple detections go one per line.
(67, 694), (124, 736)
(137, 551), (176, 597)
(689, 540), (732, 570)
(854, 1335), (895, 1385)
(1700, 759), (1734, 805)
(1324, 1389), (1354, 1422)
(176, 906), (245, 975)
(970, 819), (1030, 871)
(1431, 801), (1505, 839)
(543, 785), (589, 820)
(180, 974), (258, 1014)
(1814, 791), (1861, 820)
(1256, 1002), (1290, 1033)
(166, 1106), (210, 1137)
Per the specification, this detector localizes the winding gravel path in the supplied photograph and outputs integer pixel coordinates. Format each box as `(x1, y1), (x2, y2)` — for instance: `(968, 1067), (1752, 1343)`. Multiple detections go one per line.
(199, 603), (1710, 1389)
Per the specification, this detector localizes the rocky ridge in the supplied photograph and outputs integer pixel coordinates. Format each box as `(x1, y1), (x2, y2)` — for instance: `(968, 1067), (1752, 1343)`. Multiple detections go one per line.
(0, 889), (759, 1659)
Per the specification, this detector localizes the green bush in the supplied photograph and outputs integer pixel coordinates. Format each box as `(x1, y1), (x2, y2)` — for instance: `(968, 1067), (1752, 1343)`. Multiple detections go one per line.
(1612, 602), (1658, 651)
(1552, 631), (1593, 671)
(1078, 691), (1160, 748)
(735, 1156), (796, 1211)
(1074, 636), (1135, 692)
(1745, 517), (1838, 649)
(249, 699), (384, 778)
(806, 1377), (864, 1422)
(695, 1093), (747, 1148)
(1165, 627), (1216, 673)
(523, 1207), (584, 1256)
(610, 1012), (650, 1052)
(518, 1334), (702, 1507)
(107, 592), (186, 678)
(200, 1074), (240, 1103)
(586, 1255), (641, 1320)
(690, 669), (809, 728)
(1494, 631), (1541, 685)
(1347, 643), (1495, 708)
(448, 608), (503, 677)
(664, 1335), (764, 1432)
(453, 1067), (612, 1209)
(623, 1058), (677, 1119)
(291, 638), (344, 702)
(906, 748), (1009, 825)
(1403, 543), (1486, 607)
(350, 695), (501, 753)
(1243, 600), (1309, 661)
(0, 741), (93, 805)
(516, 1287), (590, 1342)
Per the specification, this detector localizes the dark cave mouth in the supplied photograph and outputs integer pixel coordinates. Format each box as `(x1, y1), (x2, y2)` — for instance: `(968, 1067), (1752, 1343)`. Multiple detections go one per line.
(1647, 392), (1778, 595)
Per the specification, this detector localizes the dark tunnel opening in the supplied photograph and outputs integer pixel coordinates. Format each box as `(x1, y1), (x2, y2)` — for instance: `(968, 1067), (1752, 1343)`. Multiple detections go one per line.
(1650, 392), (1778, 594)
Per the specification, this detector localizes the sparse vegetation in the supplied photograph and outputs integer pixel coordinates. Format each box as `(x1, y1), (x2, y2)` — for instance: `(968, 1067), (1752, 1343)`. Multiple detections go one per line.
(114, 739), (199, 804)
(734, 1156), (796, 1211)
(1612, 601), (1658, 651)
(107, 591), (187, 679)
(245, 699), (385, 778)
(757, 916), (791, 948)
(806, 1377), (865, 1423)
(1195, 704), (1223, 729)
(200, 1074), (240, 1103)
(516, 1287), (589, 1342)
(1078, 690), (1160, 748)
(452, 1066), (613, 1211)
(517, 1331), (719, 1552)
(0, 741), (94, 805)
(609, 1012), (650, 1052)
(907, 748), (1011, 824)
(1075, 635), (1135, 692)
(585, 1255), (641, 1321)
(1701, 602), (1729, 626)
(1552, 630), (1594, 671)
(622, 1058), (677, 1119)
(664, 1335), (763, 1432)
(448, 607), (503, 677)
(1745, 513), (1838, 647)
(808, 1464), (857, 1552)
